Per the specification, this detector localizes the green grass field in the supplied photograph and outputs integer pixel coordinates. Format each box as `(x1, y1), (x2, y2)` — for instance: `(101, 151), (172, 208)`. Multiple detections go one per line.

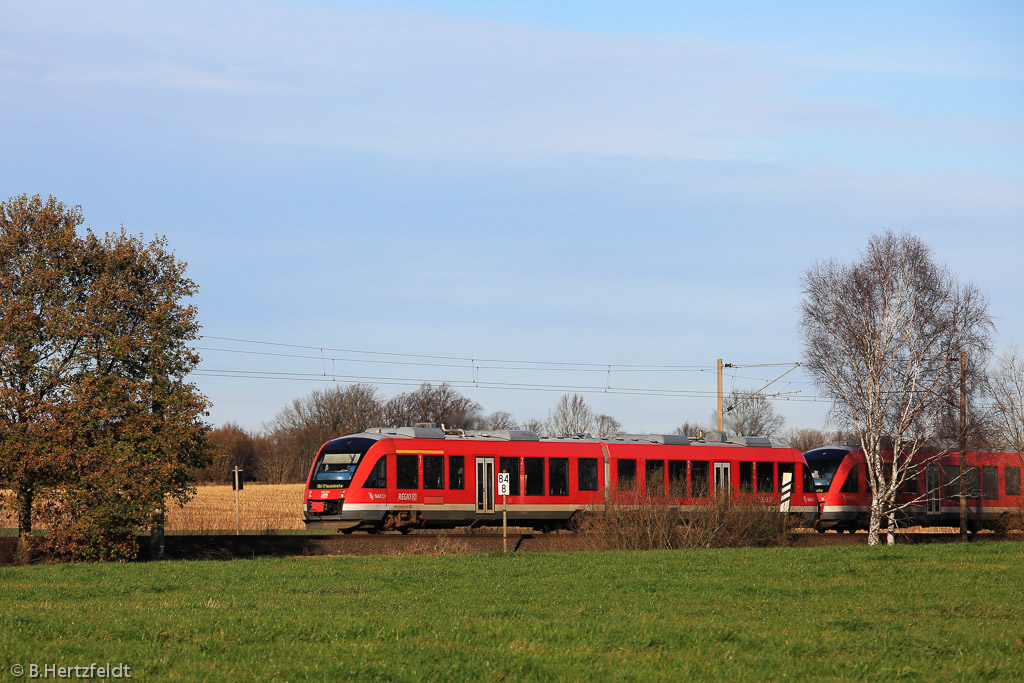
(3, 543), (1024, 681)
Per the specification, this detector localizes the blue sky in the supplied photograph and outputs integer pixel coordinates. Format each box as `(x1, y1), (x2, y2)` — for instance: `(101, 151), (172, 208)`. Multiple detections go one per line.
(3, 1), (1022, 435)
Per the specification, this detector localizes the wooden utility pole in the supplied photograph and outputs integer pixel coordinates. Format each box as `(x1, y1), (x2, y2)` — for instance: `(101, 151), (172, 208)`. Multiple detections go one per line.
(233, 466), (244, 536)
(960, 351), (968, 542)
(717, 359), (724, 431)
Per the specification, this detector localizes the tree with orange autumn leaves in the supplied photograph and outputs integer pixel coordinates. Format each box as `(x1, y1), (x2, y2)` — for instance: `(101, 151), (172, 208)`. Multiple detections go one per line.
(0, 194), (209, 560)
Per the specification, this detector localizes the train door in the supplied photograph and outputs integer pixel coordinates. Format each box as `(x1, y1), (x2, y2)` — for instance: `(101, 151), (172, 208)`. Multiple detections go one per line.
(475, 457), (495, 515)
(714, 462), (731, 498)
(926, 465), (941, 516)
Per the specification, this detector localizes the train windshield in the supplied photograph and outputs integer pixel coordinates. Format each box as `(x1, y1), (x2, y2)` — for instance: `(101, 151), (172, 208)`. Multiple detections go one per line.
(310, 437), (377, 489)
(809, 459), (844, 493)
(806, 449), (850, 493)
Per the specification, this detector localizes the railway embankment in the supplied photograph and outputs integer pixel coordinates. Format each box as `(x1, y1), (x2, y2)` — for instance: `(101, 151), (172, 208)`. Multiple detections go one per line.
(2, 529), (1019, 564)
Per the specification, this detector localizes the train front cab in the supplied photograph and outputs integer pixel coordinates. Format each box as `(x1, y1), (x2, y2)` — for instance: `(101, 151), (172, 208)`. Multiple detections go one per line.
(805, 444), (864, 531)
(806, 444), (1024, 531)
(303, 428), (590, 532)
(303, 433), (392, 531)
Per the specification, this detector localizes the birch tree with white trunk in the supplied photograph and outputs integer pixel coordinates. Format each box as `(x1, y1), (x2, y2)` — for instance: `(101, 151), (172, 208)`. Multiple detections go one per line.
(800, 232), (992, 545)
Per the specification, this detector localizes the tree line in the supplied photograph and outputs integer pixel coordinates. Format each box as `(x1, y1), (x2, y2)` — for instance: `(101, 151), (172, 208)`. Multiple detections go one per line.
(200, 382), (859, 485)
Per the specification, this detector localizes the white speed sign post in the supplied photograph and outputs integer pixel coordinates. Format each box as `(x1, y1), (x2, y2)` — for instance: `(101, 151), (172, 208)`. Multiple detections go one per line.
(498, 472), (510, 552)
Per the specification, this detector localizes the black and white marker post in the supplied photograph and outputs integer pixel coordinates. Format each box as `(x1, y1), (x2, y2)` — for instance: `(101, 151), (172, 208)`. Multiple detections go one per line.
(498, 472), (510, 552)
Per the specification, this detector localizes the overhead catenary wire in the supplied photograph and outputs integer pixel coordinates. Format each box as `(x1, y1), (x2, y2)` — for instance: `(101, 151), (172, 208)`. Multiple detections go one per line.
(191, 333), (830, 403)
(194, 345), (715, 373)
(191, 367), (829, 401)
(198, 335), (716, 370)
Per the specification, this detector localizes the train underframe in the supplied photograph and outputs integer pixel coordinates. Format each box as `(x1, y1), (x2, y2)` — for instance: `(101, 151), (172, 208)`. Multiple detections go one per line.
(305, 503), (817, 534)
(818, 504), (1014, 532)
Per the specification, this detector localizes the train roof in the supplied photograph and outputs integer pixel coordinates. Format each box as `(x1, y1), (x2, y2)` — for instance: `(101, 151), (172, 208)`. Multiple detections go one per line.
(358, 426), (781, 448)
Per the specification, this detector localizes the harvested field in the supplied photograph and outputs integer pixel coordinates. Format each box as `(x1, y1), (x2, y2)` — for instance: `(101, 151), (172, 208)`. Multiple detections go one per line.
(165, 483), (306, 532)
(0, 484), (306, 533)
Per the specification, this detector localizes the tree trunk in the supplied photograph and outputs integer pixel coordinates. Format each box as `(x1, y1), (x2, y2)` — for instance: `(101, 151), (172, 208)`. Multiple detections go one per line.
(16, 483), (33, 556)
(867, 500), (882, 546)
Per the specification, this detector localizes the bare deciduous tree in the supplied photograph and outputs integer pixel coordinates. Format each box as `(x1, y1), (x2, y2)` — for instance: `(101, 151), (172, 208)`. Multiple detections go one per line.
(478, 410), (519, 430)
(273, 384), (383, 438)
(595, 413), (624, 439)
(198, 422), (261, 484)
(257, 428), (308, 484)
(672, 421), (707, 438)
(545, 394), (624, 439)
(548, 393), (596, 437)
(261, 383), (383, 483)
(990, 345), (1024, 455)
(780, 427), (833, 453)
(800, 232), (993, 545)
(381, 383), (481, 429)
(715, 390), (786, 439)
(520, 417), (547, 436)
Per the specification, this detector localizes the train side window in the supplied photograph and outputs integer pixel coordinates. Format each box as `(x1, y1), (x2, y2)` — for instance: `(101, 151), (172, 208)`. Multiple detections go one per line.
(549, 458), (569, 496)
(423, 455), (445, 490)
(365, 456), (387, 488)
(691, 461), (709, 497)
(756, 462), (774, 493)
(801, 464), (814, 494)
(617, 459), (637, 492)
(965, 466), (981, 499)
(448, 456), (465, 490)
(840, 464), (859, 493)
(500, 457), (521, 496)
(901, 472), (918, 494)
(525, 457), (545, 496)
(777, 463), (794, 493)
(982, 466), (998, 500)
(943, 466), (960, 498)
(397, 454), (419, 489)
(738, 462), (753, 493)
(668, 461), (687, 496)
(645, 460), (665, 497)
(1007, 466), (1022, 496)
(578, 458), (599, 492)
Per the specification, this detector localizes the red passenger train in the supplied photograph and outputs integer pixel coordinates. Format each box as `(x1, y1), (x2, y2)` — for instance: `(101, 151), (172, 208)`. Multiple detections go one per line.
(303, 426), (819, 532)
(806, 443), (1024, 531)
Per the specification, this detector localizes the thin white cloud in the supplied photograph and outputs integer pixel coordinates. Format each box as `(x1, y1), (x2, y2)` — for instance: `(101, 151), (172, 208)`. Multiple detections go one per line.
(0, 0), (887, 161)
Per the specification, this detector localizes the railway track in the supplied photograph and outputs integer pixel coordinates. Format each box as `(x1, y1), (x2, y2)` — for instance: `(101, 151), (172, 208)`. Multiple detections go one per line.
(145, 532), (557, 560)
(3, 530), (1019, 564)
(144, 529), (1022, 559)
